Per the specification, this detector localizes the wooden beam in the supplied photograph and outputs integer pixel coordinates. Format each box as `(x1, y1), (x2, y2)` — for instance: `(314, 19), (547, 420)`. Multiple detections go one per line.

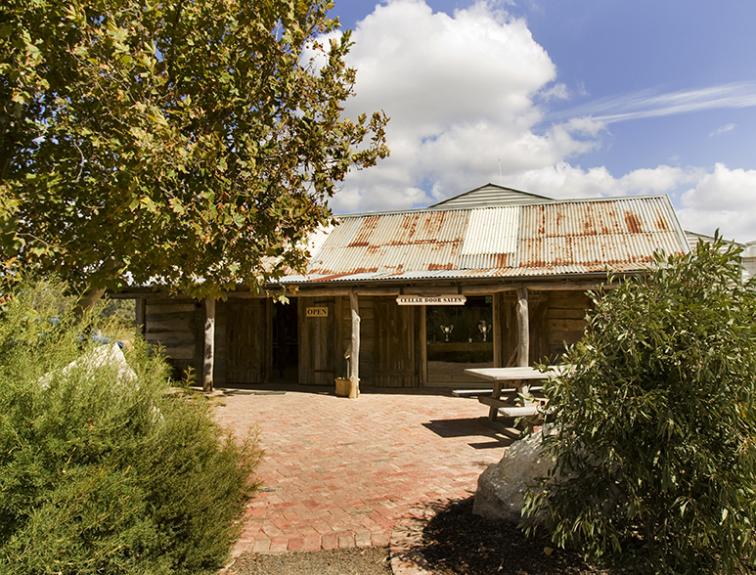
(289, 280), (610, 298)
(294, 286), (400, 298)
(492, 293), (502, 367)
(516, 287), (529, 368)
(110, 276), (617, 300)
(523, 281), (608, 292)
(264, 298), (273, 383)
(226, 292), (267, 299)
(349, 290), (360, 398)
(203, 298), (216, 392)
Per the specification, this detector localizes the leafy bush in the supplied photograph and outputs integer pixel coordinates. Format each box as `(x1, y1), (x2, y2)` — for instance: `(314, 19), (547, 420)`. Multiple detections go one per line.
(524, 239), (756, 574)
(0, 279), (260, 575)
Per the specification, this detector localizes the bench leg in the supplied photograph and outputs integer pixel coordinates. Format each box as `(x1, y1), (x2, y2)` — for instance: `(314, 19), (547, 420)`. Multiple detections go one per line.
(488, 381), (502, 421)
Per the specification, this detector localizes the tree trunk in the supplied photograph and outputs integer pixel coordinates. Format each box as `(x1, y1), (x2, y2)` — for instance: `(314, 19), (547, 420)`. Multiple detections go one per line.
(203, 298), (216, 392)
(75, 259), (121, 315)
(76, 286), (107, 315)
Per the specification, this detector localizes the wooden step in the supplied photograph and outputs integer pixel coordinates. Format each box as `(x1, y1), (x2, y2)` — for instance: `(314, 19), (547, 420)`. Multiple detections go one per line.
(451, 388), (494, 397)
(478, 396), (518, 409)
(497, 405), (540, 418)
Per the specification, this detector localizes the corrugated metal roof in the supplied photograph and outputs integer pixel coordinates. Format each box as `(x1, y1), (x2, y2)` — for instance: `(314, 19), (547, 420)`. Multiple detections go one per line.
(430, 183), (552, 209)
(461, 207), (519, 255)
(684, 230), (745, 252)
(283, 195), (689, 285)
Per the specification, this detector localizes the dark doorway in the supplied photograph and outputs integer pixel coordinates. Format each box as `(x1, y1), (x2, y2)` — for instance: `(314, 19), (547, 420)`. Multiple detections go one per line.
(426, 295), (494, 386)
(271, 299), (299, 383)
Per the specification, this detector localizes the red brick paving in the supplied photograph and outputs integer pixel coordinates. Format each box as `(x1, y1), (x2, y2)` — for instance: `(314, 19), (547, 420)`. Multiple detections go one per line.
(214, 389), (509, 555)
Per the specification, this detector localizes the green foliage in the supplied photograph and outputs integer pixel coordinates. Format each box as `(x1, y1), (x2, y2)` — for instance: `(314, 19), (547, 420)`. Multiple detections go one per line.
(524, 238), (756, 574)
(0, 0), (389, 299)
(0, 279), (260, 574)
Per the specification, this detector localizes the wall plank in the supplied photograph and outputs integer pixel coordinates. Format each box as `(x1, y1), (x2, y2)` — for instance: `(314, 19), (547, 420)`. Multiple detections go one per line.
(143, 298), (201, 380)
(225, 300), (266, 385)
(298, 297), (337, 385)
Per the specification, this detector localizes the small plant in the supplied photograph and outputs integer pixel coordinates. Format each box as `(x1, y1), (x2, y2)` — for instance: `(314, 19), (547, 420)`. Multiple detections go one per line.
(0, 279), (260, 575)
(524, 238), (756, 574)
(182, 365), (198, 387)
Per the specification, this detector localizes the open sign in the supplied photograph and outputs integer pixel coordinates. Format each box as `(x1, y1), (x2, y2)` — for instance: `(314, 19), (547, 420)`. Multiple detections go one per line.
(305, 306), (329, 318)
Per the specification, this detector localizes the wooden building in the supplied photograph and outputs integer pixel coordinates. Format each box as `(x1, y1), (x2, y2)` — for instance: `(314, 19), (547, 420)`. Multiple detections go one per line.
(129, 187), (690, 389)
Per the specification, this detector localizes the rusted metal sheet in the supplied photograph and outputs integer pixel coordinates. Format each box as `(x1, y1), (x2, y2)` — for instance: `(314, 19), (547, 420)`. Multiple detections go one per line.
(283, 196), (688, 284)
(516, 197), (686, 270)
(307, 210), (468, 278)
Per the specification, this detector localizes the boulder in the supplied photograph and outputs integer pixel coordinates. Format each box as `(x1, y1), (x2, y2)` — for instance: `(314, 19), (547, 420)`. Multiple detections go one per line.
(473, 430), (554, 523)
(39, 342), (136, 389)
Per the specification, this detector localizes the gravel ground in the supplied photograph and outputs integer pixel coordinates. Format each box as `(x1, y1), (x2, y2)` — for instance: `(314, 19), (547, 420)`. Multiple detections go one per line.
(229, 547), (392, 575)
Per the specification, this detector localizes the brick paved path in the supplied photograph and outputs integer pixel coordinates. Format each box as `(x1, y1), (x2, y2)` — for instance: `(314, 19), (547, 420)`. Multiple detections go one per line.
(214, 389), (509, 555)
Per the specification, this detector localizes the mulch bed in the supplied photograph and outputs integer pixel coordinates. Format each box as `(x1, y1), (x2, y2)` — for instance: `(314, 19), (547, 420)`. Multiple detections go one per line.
(412, 498), (610, 575)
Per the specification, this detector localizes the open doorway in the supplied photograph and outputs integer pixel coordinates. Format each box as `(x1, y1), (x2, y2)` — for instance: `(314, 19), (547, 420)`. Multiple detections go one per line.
(426, 295), (494, 386)
(270, 298), (299, 383)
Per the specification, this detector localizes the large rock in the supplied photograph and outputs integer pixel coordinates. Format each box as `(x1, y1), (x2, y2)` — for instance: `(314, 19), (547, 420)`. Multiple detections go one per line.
(39, 342), (136, 389)
(473, 430), (554, 523)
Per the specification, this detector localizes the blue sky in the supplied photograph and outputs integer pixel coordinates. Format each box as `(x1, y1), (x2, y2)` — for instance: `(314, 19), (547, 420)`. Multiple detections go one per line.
(323, 0), (756, 241)
(518, 0), (756, 174)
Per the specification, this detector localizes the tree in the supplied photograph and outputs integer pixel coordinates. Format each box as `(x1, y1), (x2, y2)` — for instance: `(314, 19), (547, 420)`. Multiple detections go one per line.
(0, 0), (388, 304)
(523, 238), (756, 574)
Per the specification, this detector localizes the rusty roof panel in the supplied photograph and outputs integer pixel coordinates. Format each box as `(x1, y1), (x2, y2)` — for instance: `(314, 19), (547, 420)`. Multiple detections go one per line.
(282, 195), (688, 285)
(516, 197), (686, 270)
(307, 210), (468, 277)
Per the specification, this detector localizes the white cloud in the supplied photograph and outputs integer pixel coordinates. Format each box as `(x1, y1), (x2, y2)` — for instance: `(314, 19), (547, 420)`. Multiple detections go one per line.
(330, 0), (596, 210)
(538, 82), (570, 102)
(675, 164), (756, 241)
(507, 164), (700, 199)
(709, 122), (736, 137)
(553, 82), (756, 124)
(324, 0), (756, 241)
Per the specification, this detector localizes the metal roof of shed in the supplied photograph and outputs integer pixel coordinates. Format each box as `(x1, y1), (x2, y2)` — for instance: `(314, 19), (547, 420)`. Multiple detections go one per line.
(429, 183), (552, 209)
(282, 195), (688, 285)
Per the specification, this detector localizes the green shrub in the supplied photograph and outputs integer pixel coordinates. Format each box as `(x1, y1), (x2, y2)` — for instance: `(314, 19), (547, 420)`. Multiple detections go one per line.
(524, 239), (756, 574)
(0, 279), (260, 575)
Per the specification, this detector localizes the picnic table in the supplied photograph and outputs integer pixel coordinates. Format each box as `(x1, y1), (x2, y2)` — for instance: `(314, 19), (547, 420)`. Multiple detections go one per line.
(464, 366), (565, 421)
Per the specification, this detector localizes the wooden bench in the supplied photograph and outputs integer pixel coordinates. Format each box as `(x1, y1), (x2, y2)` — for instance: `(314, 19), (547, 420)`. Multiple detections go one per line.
(465, 367), (564, 422)
(453, 385), (544, 399)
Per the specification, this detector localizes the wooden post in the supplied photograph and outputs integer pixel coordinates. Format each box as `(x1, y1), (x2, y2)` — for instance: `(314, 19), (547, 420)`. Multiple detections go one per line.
(349, 290), (360, 398)
(492, 293), (502, 367)
(297, 298), (306, 385)
(203, 298), (216, 392)
(516, 287), (530, 398)
(516, 287), (529, 367)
